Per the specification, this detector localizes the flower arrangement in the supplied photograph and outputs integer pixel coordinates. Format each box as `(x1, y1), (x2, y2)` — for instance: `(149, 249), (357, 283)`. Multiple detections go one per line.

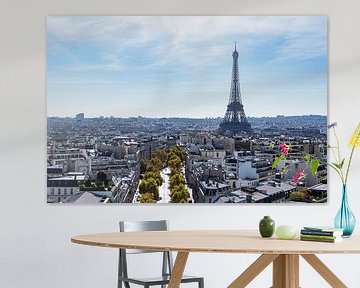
(329, 122), (360, 236)
(327, 122), (360, 186)
(271, 122), (360, 236)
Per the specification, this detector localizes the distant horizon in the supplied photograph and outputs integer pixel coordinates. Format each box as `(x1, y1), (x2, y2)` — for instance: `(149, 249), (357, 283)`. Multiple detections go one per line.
(48, 113), (327, 119)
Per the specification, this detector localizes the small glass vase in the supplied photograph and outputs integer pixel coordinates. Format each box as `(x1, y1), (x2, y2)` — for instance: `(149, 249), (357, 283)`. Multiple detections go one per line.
(334, 185), (356, 237)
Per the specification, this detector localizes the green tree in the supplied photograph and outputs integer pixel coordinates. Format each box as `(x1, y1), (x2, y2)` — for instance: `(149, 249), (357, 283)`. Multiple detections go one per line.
(170, 184), (189, 203)
(143, 171), (163, 186)
(138, 178), (159, 200)
(139, 180), (148, 194)
(140, 193), (156, 203)
(149, 157), (163, 171)
(168, 156), (182, 171)
(84, 179), (92, 187)
(152, 150), (168, 165)
(96, 172), (107, 185)
(140, 159), (148, 174)
(168, 146), (185, 162)
(146, 164), (156, 173)
(169, 173), (185, 190)
(289, 190), (310, 202)
(170, 167), (181, 177)
(167, 151), (178, 162)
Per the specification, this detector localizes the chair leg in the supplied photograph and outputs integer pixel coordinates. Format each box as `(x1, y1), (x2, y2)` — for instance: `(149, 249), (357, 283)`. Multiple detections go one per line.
(161, 252), (168, 288)
(199, 278), (204, 288)
(118, 250), (122, 288)
(118, 250), (131, 288)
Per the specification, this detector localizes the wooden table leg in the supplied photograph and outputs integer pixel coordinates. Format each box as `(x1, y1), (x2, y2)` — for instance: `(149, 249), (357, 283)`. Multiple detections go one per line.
(272, 254), (299, 288)
(301, 254), (347, 288)
(168, 252), (189, 288)
(228, 254), (279, 288)
(273, 254), (286, 287)
(288, 255), (299, 288)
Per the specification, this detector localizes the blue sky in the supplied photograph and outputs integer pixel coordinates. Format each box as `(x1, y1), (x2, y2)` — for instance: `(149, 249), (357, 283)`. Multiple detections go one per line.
(47, 16), (327, 118)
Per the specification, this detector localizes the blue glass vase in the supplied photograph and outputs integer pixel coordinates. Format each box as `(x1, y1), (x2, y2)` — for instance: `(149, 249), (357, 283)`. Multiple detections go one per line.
(334, 185), (356, 237)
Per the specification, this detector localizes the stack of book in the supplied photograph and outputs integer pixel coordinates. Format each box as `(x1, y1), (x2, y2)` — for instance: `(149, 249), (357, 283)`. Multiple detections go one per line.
(300, 226), (344, 243)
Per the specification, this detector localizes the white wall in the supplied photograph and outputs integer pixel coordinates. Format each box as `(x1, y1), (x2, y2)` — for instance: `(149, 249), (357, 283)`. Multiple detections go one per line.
(1, 0), (360, 287)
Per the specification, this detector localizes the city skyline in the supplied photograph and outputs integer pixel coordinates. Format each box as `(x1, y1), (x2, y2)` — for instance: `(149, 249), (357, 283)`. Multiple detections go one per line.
(47, 16), (327, 118)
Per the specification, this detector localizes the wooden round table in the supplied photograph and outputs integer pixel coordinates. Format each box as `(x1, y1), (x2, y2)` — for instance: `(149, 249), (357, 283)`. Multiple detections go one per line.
(72, 230), (360, 288)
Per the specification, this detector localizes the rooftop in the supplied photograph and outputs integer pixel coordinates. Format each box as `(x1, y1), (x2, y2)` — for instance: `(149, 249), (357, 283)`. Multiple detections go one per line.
(201, 180), (228, 190)
(64, 191), (111, 203)
(49, 175), (86, 181)
(309, 183), (327, 192)
(257, 181), (296, 195)
(212, 191), (248, 203)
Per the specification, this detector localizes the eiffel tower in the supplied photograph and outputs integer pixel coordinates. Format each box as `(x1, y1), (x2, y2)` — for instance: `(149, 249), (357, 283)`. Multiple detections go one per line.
(218, 43), (253, 136)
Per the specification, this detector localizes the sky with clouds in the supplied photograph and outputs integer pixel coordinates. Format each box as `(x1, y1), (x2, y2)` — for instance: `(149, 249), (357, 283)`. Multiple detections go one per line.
(47, 16), (327, 118)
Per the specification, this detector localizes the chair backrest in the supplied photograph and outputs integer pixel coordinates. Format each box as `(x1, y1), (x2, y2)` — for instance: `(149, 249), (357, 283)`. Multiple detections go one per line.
(120, 220), (168, 232)
(118, 220), (173, 283)
(119, 220), (169, 254)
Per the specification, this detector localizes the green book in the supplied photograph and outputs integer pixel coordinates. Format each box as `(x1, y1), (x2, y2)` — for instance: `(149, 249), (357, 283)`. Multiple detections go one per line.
(300, 236), (342, 243)
(300, 234), (339, 240)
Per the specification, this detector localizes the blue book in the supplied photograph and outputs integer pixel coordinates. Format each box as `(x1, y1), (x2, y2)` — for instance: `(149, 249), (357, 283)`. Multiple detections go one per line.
(302, 226), (343, 237)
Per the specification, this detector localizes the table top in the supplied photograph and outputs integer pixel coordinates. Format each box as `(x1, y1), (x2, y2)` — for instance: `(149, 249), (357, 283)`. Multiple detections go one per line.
(71, 230), (360, 254)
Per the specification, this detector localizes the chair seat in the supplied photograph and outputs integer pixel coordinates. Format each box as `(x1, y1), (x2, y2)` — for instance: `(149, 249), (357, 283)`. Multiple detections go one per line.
(119, 274), (203, 285)
(118, 221), (204, 287)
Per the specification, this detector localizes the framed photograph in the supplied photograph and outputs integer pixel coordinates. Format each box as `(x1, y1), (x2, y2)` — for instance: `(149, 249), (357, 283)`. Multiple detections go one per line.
(47, 16), (327, 204)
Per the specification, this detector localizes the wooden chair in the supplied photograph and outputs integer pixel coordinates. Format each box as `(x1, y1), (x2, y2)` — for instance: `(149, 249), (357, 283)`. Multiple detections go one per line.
(118, 220), (204, 288)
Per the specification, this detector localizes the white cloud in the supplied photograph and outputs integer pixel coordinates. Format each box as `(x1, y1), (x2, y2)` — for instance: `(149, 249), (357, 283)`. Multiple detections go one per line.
(48, 16), (327, 69)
